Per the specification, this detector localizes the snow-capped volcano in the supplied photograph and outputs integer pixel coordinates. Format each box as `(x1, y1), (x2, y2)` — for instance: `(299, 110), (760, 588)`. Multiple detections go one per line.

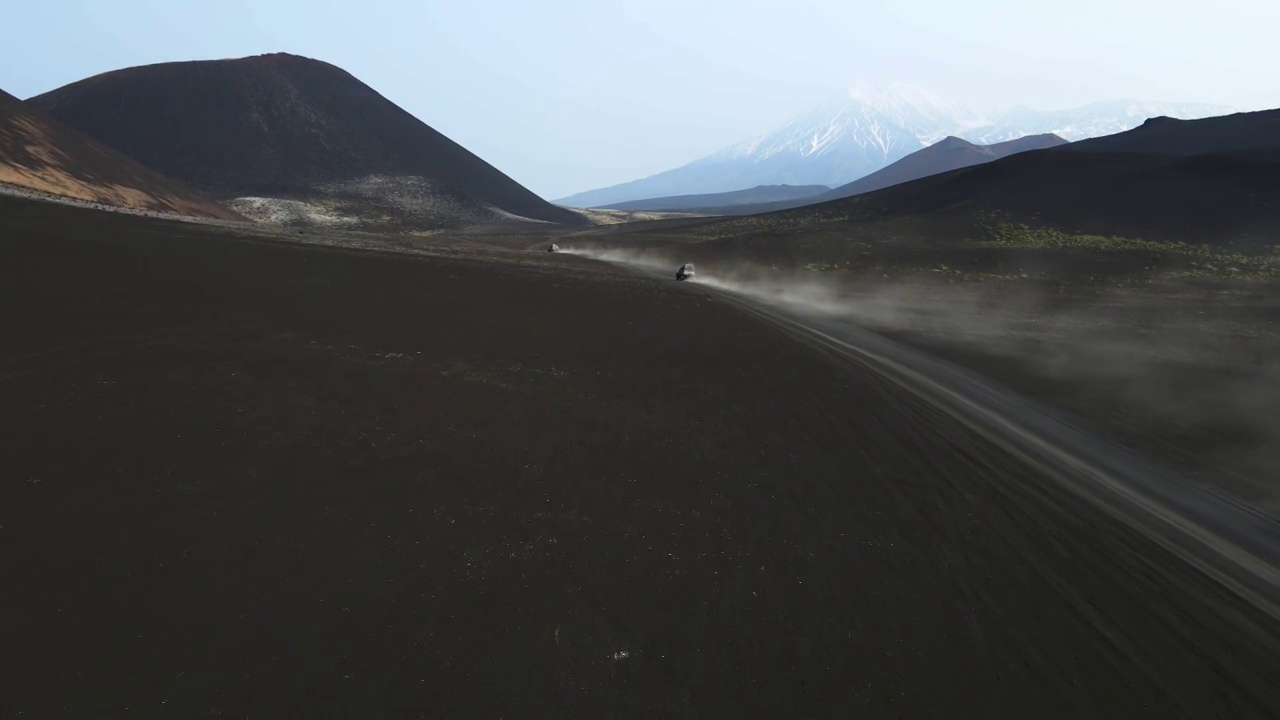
(720, 83), (991, 163)
(848, 82), (994, 133)
(555, 85), (1233, 209)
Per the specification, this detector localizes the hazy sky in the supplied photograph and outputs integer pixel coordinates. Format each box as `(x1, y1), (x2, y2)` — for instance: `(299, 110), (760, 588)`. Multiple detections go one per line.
(4, 0), (1278, 198)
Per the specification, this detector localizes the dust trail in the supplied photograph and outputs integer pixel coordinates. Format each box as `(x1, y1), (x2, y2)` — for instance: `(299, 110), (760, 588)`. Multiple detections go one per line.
(566, 244), (1034, 343)
(557, 245), (674, 274)
(566, 243), (1280, 500)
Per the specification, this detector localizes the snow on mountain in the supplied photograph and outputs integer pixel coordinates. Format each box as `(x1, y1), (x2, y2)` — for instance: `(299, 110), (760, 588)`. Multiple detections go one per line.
(556, 84), (978, 208)
(554, 87), (1235, 209)
(715, 83), (990, 162)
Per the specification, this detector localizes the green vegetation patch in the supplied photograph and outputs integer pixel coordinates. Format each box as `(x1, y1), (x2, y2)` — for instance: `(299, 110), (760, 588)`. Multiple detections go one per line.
(977, 219), (1169, 253)
(971, 217), (1280, 280)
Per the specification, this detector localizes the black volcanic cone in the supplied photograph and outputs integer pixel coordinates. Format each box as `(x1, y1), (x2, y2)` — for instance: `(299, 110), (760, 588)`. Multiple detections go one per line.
(29, 53), (582, 225)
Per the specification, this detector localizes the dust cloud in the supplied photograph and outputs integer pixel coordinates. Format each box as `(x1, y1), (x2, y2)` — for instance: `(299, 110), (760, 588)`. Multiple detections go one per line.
(566, 243), (1280, 500)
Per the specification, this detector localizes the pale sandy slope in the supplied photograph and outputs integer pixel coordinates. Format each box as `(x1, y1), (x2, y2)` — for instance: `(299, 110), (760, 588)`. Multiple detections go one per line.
(0, 89), (241, 220)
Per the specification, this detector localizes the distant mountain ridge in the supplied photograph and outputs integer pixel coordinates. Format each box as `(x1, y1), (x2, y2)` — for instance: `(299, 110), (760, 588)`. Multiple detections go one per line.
(819, 133), (1068, 201)
(590, 134), (1067, 216)
(28, 53), (584, 228)
(602, 184), (830, 212)
(556, 86), (1231, 208)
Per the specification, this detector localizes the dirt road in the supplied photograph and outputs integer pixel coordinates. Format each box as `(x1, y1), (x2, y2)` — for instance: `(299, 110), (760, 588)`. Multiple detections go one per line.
(3, 196), (1280, 717)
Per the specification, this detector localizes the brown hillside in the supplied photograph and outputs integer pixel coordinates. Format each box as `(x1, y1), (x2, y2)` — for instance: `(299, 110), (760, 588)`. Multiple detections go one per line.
(0, 89), (241, 220)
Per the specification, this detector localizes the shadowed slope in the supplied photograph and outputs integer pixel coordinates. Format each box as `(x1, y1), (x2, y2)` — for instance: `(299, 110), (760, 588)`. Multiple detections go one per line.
(1064, 110), (1280, 156)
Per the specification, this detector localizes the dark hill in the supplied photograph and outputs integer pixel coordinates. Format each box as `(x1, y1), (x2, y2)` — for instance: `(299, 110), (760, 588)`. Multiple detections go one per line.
(28, 53), (582, 228)
(819, 133), (1068, 201)
(0, 89), (240, 220)
(1064, 109), (1280, 156)
(837, 148), (1280, 242)
(601, 184), (830, 212)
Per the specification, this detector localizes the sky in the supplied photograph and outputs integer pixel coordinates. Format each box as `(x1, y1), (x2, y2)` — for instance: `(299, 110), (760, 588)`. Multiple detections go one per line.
(3, 0), (1278, 199)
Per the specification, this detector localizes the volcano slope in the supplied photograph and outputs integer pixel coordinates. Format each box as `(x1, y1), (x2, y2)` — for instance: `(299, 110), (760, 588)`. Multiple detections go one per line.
(0, 89), (240, 220)
(27, 53), (583, 230)
(3, 195), (1280, 717)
